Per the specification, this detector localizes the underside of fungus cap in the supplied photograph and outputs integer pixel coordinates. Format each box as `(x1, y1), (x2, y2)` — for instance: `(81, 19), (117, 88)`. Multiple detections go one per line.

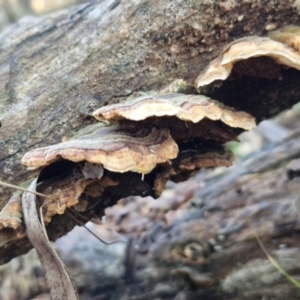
(195, 33), (300, 122)
(151, 142), (234, 196)
(90, 92), (257, 189)
(22, 122), (179, 174)
(22, 95), (241, 201)
(22, 121), (238, 204)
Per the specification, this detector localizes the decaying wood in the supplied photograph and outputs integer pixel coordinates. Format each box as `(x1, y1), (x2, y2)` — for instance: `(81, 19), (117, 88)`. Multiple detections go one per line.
(2, 125), (300, 300)
(98, 129), (300, 300)
(1, 0), (300, 264)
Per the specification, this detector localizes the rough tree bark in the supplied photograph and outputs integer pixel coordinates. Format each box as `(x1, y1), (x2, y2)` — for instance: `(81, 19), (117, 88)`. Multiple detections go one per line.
(2, 123), (300, 300)
(68, 127), (300, 299)
(1, 0), (300, 264)
(86, 127), (300, 300)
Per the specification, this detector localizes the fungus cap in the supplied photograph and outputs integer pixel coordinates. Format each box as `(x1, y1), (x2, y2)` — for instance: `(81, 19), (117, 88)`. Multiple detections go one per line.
(195, 37), (300, 91)
(22, 122), (178, 174)
(93, 93), (255, 131)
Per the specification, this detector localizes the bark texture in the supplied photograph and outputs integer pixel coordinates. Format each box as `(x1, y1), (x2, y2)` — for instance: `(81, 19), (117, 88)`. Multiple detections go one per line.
(1, 0), (300, 263)
(2, 125), (300, 300)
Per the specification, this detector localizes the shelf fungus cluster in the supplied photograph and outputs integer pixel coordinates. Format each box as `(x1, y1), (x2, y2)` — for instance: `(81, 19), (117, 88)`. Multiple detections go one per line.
(19, 92), (255, 225)
(9, 26), (300, 235)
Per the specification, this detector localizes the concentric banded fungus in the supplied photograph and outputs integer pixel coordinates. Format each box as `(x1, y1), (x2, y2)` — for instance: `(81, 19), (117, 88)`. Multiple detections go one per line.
(90, 93), (253, 196)
(20, 39), (277, 247)
(93, 93), (255, 130)
(195, 35), (300, 122)
(22, 122), (178, 174)
(20, 91), (248, 225)
(20, 122), (179, 223)
(195, 37), (300, 90)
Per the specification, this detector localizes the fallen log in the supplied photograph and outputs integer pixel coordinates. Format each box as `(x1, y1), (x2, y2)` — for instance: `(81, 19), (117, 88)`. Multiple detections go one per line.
(1, 0), (300, 265)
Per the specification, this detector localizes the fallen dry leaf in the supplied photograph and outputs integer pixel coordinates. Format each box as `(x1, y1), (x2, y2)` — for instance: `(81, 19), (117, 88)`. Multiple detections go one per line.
(22, 178), (78, 300)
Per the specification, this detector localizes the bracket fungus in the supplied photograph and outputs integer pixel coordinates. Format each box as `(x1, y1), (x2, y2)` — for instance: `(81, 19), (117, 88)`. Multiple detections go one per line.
(88, 92), (255, 195)
(12, 29), (300, 264)
(195, 37), (300, 90)
(93, 93), (255, 131)
(90, 92), (255, 196)
(22, 122), (178, 174)
(18, 91), (255, 231)
(195, 33), (300, 122)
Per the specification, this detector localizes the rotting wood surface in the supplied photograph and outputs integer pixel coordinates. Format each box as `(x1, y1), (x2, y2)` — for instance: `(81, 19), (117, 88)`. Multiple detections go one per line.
(1, 0), (300, 264)
(101, 129), (300, 300)
(2, 125), (300, 300)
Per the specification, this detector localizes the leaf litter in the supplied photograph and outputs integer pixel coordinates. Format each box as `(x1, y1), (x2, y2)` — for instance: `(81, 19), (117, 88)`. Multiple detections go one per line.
(22, 178), (79, 300)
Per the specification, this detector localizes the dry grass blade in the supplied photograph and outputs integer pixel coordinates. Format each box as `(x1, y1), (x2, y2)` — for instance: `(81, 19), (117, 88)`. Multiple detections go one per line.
(255, 231), (300, 289)
(22, 178), (78, 300)
(0, 180), (52, 199)
(67, 209), (126, 245)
